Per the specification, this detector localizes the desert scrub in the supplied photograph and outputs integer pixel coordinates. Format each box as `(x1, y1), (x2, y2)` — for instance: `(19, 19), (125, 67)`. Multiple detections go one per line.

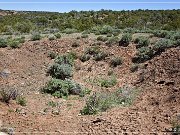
(79, 88), (91, 97)
(97, 36), (108, 42)
(134, 37), (150, 48)
(47, 54), (75, 79)
(93, 51), (108, 61)
(63, 28), (78, 34)
(110, 57), (123, 67)
(119, 33), (132, 47)
(54, 33), (61, 39)
(81, 85), (137, 115)
(8, 40), (20, 48)
(0, 38), (8, 48)
(153, 39), (174, 52)
(85, 46), (100, 55)
(42, 79), (82, 98)
(132, 47), (154, 63)
(48, 34), (56, 40)
(80, 54), (91, 62)
(105, 36), (119, 46)
(31, 33), (41, 41)
(0, 88), (19, 103)
(16, 96), (27, 106)
(99, 75), (117, 88)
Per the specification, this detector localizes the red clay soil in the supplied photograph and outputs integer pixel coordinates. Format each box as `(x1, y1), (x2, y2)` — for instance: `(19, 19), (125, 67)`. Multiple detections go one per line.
(0, 38), (179, 134)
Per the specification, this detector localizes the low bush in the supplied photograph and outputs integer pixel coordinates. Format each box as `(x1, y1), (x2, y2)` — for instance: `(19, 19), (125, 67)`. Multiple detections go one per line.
(99, 76), (117, 88)
(48, 34), (56, 40)
(72, 42), (80, 47)
(153, 30), (168, 38)
(79, 88), (91, 97)
(119, 33), (132, 47)
(42, 79), (82, 98)
(16, 96), (27, 106)
(93, 52), (107, 61)
(0, 38), (8, 48)
(8, 40), (20, 48)
(132, 47), (154, 63)
(97, 36), (108, 42)
(106, 36), (119, 46)
(100, 25), (113, 35)
(85, 46), (100, 55)
(80, 54), (91, 62)
(48, 63), (73, 80)
(31, 33), (41, 41)
(81, 85), (136, 115)
(54, 33), (61, 39)
(134, 37), (150, 48)
(63, 28), (78, 34)
(54, 54), (74, 66)
(153, 39), (173, 52)
(0, 88), (19, 103)
(110, 57), (123, 67)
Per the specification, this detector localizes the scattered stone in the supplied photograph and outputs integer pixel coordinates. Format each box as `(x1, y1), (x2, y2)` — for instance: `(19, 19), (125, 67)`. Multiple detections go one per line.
(0, 69), (11, 78)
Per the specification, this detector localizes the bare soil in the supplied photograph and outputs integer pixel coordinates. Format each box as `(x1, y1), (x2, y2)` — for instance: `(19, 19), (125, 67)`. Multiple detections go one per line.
(0, 37), (179, 135)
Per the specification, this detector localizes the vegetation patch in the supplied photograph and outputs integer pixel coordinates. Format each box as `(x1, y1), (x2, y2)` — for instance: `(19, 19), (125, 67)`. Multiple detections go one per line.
(81, 85), (137, 115)
(119, 33), (132, 47)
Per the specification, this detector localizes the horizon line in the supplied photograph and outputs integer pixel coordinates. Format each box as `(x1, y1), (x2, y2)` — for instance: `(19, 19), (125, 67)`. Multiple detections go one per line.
(0, 2), (180, 4)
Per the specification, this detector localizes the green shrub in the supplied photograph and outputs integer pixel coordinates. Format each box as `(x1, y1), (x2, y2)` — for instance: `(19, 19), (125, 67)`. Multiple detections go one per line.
(93, 52), (107, 61)
(54, 33), (61, 39)
(132, 47), (154, 63)
(80, 54), (91, 62)
(100, 25), (113, 34)
(42, 79), (82, 98)
(85, 46), (100, 55)
(119, 33), (132, 47)
(171, 32), (180, 40)
(8, 40), (20, 48)
(63, 28), (78, 34)
(48, 34), (56, 40)
(110, 57), (123, 67)
(82, 30), (90, 35)
(99, 76), (117, 88)
(79, 88), (91, 97)
(55, 55), (74, 66)
(134, 37), (150, 48)
(107, 33), (112, 37)
(81, 85), (136, 115)
(106, 36), (119, 46)
(153, 30), (168, 38)
(48, 63), (73, 80)
(16, 96), (27, 106)
(0, 38), (7, 48)
(81, 34), (88, 38)
(97, 36), (108, 42)
(67, 51), (78, 60)
(31, 33), (41, 41)
(153, 39), (173, 52)
(15, 36), (25, 43)
(15, 22), (32, 33)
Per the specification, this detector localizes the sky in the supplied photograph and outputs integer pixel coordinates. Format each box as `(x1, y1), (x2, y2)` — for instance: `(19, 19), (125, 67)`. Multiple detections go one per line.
(0, 0), (180, 12)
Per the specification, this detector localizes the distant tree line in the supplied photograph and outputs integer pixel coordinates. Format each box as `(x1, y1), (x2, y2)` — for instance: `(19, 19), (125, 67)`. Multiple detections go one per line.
(0, 9), (180, 34)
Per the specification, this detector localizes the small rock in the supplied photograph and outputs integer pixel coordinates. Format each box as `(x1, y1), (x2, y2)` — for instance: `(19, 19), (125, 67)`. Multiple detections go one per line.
(52, 109), (59, 115)
(0, 69), (11, 78)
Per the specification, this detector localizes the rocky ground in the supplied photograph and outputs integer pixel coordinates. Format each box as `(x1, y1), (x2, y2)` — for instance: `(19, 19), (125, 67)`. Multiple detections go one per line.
(0, 36), (179, 135)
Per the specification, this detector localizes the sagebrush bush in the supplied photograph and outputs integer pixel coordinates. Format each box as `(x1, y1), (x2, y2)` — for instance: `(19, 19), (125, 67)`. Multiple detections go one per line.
(119, 33), (132, 47)
(16, 96), (27, 106)
(31, 33), (41, 41)
(63, 28), (78, 34)
(0, 38), (7, 48)
(106, 36), (119, 46)
(48, 34), (56, 40)
(153, 30), (168, 38)
(110, 57), (123, 67)
(85, 46), (100, 55)
(81, 85), (136, 115)
(8, 40), (20, 48)
(0, 88), (19, 103)
(97, 36), (108, 42)
(99, 76), (117, 88)
(55, 54), (74, 66)
(134, 37), (150, 48)
(100, 25), (113, 34)
(48, 63), (73, 80)
(80, 54), (91, 62)
(54, 33), (61, 39)
(42, 79), (82, 98)
(132, 47), (154, 63)
(153, 39), (173, 52)
(93, 52), (107, 61)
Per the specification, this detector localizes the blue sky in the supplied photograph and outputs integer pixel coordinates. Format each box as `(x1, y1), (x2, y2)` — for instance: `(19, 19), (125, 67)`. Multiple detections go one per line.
(0, 0), (180, 12)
